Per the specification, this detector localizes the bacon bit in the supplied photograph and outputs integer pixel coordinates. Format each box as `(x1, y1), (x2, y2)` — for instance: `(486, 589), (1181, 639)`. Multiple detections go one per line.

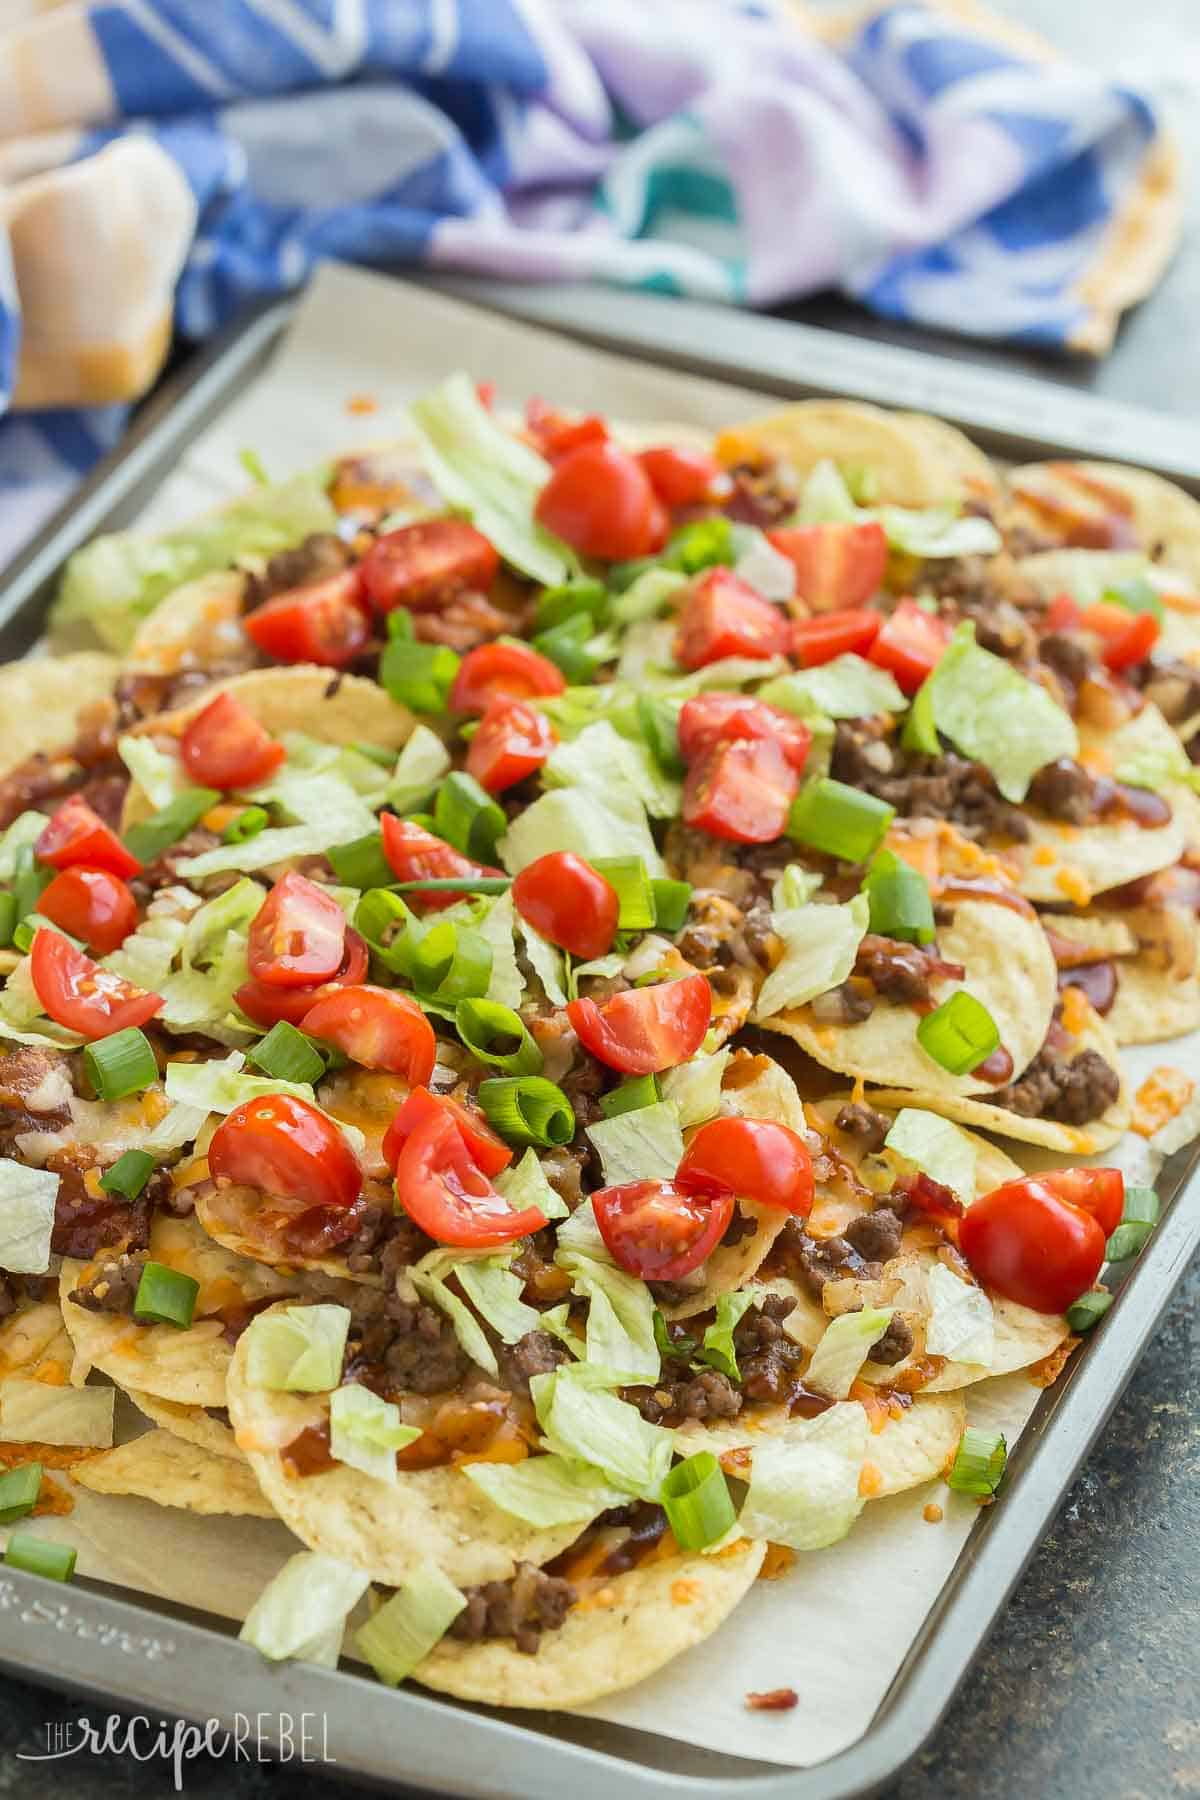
(1131, 1065), (1195, 1137)
(758, 1542), (796, 1581)
(1032, 846), (1057, 867)
(858, 1460), (883, 1498)
(719, 1445), (753, 1478)
(1028, 1337), (1080, 1388)
(923, 1502), (943, 1524)
(746, 1688), (799, 1712)
(671, 1578), (703, 1606)
(347, 393), (378, 415)
(1055, 865), (1093, 906)
(1059, 982), (1092, 1039)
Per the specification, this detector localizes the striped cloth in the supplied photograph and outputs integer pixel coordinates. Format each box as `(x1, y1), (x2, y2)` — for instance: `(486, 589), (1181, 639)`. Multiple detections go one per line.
(0, 0), (1170, 560)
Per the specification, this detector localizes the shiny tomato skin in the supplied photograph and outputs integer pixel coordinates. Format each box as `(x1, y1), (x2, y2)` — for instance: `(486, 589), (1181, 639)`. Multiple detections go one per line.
(791, 607), (882, 668)
(511, 852), (619, 961)
(242, 570), (370, 668)
(638, 446), (721, 509)
(959, 1175), (1109, 1314)
(359, 519), (499, 614)
(382, 1085), (512, 1178)
(766, 521), (888, 613)
(677, 693), (811, 772)
(525, 400), (610, 462)
(379, 814), (502, 910)
(465, 697), (557, 793)
(30, 928), (163, 1041)
(868, 599), (953, 695)
(534, 441), (663, 562)
(592, 1179), (734, 1281)
(208, 1093), (362, 1210)
(567, 972), (712, 1075)
(299, 984), (436, 1086)
(1079, 602), (1160, 672)
(674, 569), (791, 671)
(682, 736), (799, 843)
(1039, 1167), (1125, 1238)
(676, 1116), (814, 1218)
(394, 1107), (545, 1247)
(35, 795), (142, 880)
(235, 930), (368, 1027)
(247, 872), (347, 988)
(449, 641), (566, 715)
(38, 866), (138, 957)
(179, 691), (285, 791)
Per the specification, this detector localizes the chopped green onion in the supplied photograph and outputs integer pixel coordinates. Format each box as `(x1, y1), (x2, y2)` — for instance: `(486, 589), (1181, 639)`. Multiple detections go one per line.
(478, 1076), (574, 1147)
(599, 1074), (661, 1119)
(11, 920), (36, 954)
(637, 695), (685, 776)
(863, 849), (935, 945)
(133, 1261), (200, 1330)
(410, 921), (492, 1002)
(124, 787), (221, 865)
(405, 812), (437, 833)
(1066, 1289), (1113, 1332)
(0, 892), (17, 948)
(434, 772), (506, 862)
(608, 555), (657, 593)
(379, 637), (460, 714)
(247, 1021), (328, 1085)
(534, 578), (609, 634)
(650, 878), (692, 934)
(4, 1532), (76, 1582)
(98, 1150), (156, 1201)
(12, 846), (50, 922)
(901, 679), (940, 755)
(1105, 1185), (1160, 1263)
(354, 886), (416, 974)
(1103, 577), (1164, 623)
(387, 608), (417, 642)
(532, 613), (603, 685)
(916, 990), (1000, 1075)
(222, 805), (269, 844)
(946, 1427), (1007, 1497)
(787, 778), (895, 864)
(84, 1028), (158, 1102)
(591, 857), (655, 931)
(328, 830), (394, 891)
(389, 877), (511, 896)
(455, 998), (543, 1075)
(665, 517), (734, 574)
(351, 741), (400, 769)
(0, 1463), (43, 1525)
(658, 1452), (736, 1551)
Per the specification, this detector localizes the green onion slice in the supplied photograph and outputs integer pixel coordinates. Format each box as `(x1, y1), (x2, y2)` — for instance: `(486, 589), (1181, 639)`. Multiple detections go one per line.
(247, 1021), (328, 1085)
(455, 998), (543, 1075)
(946, 1427), (1007, 1498)
(863, 849), (935, 945)
(599, 1074), (661, 1119)
(1065, 1289), (1113, 1332)
(0, 892), (17, 948)
(379, 636), (460, 714)
(11, 920), (37, 955)
(4, 1532), (76, 1582)
(12, 846), (51, 922)
(434, 771), (506, 862)
(477, 1076), (574, 1147)
(658, 1452), (736, 1550)
(637, 695), (685, 777)
(1105, 1185), (1160, 1263)
(666, 517), (733, 574)
(650, 877), (692, 934)
(389, 877), (511, 896)
(84, 1028), (158, 1102)
(354, 887), (416, 975)
(351, 741), (399, 769)
(0, 1463), (43, 1526)
(916, 991), (1000, 1075)
(409, 921), (492, 1003)
(534, 578), (609, 634)
(133, 1261), (200, 1330)
(532, 612), (603, 686)
(787, 778), (895, 864)
(98, 1150), (156, 1201)
(124, 787), (221, 865)
(901, 679), (940, 755)
(222, 805), (270, 845)
(591, 857), (655, 932)
(329, 830), (394, 892)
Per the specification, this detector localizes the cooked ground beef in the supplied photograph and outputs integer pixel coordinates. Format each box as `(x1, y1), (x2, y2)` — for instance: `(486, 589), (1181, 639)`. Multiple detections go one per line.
(844, 1206), (905, 1264)
(675, 891), (773, 976)
(769, 1216), (882, 1299)
(0, 1047), (73, 1148)
(538, 1144), (589, 1211)
(342, 1205), (435, 1278)
(627, 1366), (744, 1427)
(0, 1272), (55, 1319)
(243, 532), (351, 610)
(597, 1501), (669, 1572)
(854, 934), (959, 1007)
(0, 702), (121, 830)
(449, 1562), (576, 1655)
(1026, 757), (1095, 826)
(834, 1102), (890, 1153)
(137, 828), (242, 898)
(354, 1298), (470, 1396)
(831, 722), (1030, 842)
(722, 460), (798, 528)
(502, 1330), (571, 1396)
(68, 1251), (147, 1316)
(1038, 631), (1093, 694)
(722, 1207), (757, 1248)
(991, 1046), (1120, 1125)
(410, 591), (513, 652)
(813, 979), (875, 1025)
(868, 1314), (914, 1365)
(46, 1146), (153, 1260)
(1138, 657), (1200, 725)
(733, 1293), (806, 1403)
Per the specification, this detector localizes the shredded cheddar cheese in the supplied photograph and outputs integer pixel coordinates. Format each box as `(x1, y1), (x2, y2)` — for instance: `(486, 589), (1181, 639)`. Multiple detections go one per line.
(1131, 1066), (1195, 1137)
(1059, 984), (1091, 1037)
(758, 1543), (797, 1581)
(858, 1461), (883, 1498)
(670, 1579), (702, 1606)
(1031, 845), (1057, 867)
(923, 1502), (944, 1524)
(1055, 865), (1093, 906)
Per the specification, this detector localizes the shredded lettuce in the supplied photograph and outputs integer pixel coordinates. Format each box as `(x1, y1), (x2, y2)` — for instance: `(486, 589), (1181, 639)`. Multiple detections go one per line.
(240, 1550), (369, 1667)
(925, 623), (1078, 802)
(164, 1050), (317, 1116)
(499, 786), (665, 879)
(753, 893), (870, 1020)
(0, 1162), (59, 1274)
(476, 891), (525, 1010)
(464, 1453), (628, 1527)
(615, 617), (678, 684)
(546, 719), (680, 820)
(884, 1109), (976, 1199)
(176, 822), (339, 880)
(495, 1148), (569, 1222)
(250, 767), (378, 843)
(737, 1402), (869, 1550)
(879, 506), (1000, 559)
(539, 1302), (587, 1361)
(180, 878), (264, 969)
(796, 460), (859, 524)
(556, 1244), (660, 1384)
(553, 1197), (608, 1262)
(924, 1264), (995, 1366)
(660, 1049), (730, 1129)
(806, 1308), (894, 1398)
(772, 864), (823, 910)
(387, 724), (452, 813)
(611, 567), (687, 625)
(355, 1566), (466, 1687)
(0, 812), (48, 883)
(760, 656), (905, 721)
(518, 915), (568, 1008)
(410, 1247), (541, 1379)
(698, 1289), (757, 1381)
(117, 736), (184, 810)
(243, 1304), (351, 1392)
(731, 525), (796, 600)
(531, 1366), (674, 1498)
(0, 955), (83, 1047)
(1111, 702), (1200, 793)
(143, 1101), (209, 1153)
(329, 1384), (421, 1485)
(104, 911), (190, 993)
(0, 1380), (114, 1448)
(585, 1102), (684, 1187)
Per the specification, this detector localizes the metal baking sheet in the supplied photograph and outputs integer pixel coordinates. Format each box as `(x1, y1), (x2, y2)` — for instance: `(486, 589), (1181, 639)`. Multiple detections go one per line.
(1, 281), (1197, 1800)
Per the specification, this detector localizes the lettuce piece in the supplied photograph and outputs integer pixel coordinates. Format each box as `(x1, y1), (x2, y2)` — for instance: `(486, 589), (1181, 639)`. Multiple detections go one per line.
(0, 1161), (59, 1274)
(772, 864), (823, 910)
(753, 893), (870, 1020)
(546, 720), (680, 820)
(464, 1453), (628, 1527)
(117, 736), (184, 810)
(806, 1307), (894, 1398)
(495, 1148), (569, 1222)
(477, 891), (525, 1010)
(250, 768), (378, 843)
(181, 878), (265, 969)
(143, 1101), (209, 1154)
(565, 951), (625, 1001)
(243, 1304), (351, 1392)
(410, 1247), (542, 1379)
(499, 786), (664, 879)
(177, 822), (339, 880)
(879, 506), (1000, 559)
(409, 372), (575, 586)
(539, 1302), (586, 1362)
(240, 1550), (369, 1667)
(164, 1051), (317, 1116)
(329, 1384), (421, 1485)
(0, 812), (48, 883)
(615, 617), (677, 685)
(737, 1402), (870, 1550)
(104, 911), (190, 993)
(553, 1197), (608, 1262)
(557, 1247), (660, 1385)
(387, 724), (452, 813)
(518, 915), (568, 1008)
(924, 1263), (995, 1366)
(585, 1102), (684, 1187)
(531, 1366), (674, 1498)
(926, 623), (1077, 802)
(884, 1108), (977, 1199)
(698, 1288), (757, 1381)
(611, 567), (687, 625)
(760, 655), (905, 721)
(0, 1379), (114, 1447)
(659, 1048), (730, 1129)
(355, 1566), (466, 1687)
(278, 732), (394, 802)
(796, 460), (859, 525)
(0, 955), (83, 1047)
(1111, 701), (1200, 793)
(731, 525), (796, 600)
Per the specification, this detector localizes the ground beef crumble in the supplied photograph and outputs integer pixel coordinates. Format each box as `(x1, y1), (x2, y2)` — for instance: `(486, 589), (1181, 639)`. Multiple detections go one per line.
(68, 1251), (148, 1315)
(990, 1046), (1120, 1125)
(449, 1562), (576, 1655)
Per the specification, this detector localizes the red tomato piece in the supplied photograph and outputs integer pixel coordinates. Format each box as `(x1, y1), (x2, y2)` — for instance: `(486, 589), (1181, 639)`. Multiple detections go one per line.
(674, 569), (791, 671)
(791, 607), (882, 668)
(1038, 1167), (1125, 1238)
(526, 400), (610, 462)
(1079, 602), (1160, 672)
(382, 1085), (512, 1179)
(359, 520), (499, 615)
(534, 441), (665, 562)
(235, 930), (368, 1027)
(465, 697), (557, 794)
(682, 736), (799, 843)
(592, 1179), (734, 1281)
(511, 852), (619, 961)
(449, 642), (566, 715)
(38, 867), (138, 957)
(35, 795), (142, 880)
(179, 692), (285, 791)
(958, 1170), (1124, 1314)
(242, 570), (370, 668)
(676, 1116), (815, 1219)
(1043, 592), (1082, 633)
(247, 872), (347, 988)
(868, 599), (953, 695)
(393, 1106), (545, 1248)
(567, 972), (712, 1075)
(299, 985), (436, 1086)
(676, 692), (811, 772)
(208, 1093), (362, 1210)
(379, 814), (502, 911)
(476, 381), (496, 411)
(30, 928), (163, 1041)
(767, 522), (888, 613)
(638, 445), (721, 509)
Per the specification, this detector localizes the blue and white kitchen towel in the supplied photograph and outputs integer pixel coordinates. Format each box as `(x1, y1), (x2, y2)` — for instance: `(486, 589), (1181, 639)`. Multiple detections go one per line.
(0, 0), (1173, 560)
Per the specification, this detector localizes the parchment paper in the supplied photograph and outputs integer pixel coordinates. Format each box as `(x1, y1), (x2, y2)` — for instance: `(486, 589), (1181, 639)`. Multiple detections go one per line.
(16, 264), (1198, 1768)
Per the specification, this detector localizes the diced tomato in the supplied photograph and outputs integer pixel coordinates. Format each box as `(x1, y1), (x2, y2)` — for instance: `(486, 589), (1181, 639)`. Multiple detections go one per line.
(567, 972), (712, 1075)
(791, 607), (882, 668)
(35, 795), (141, 880)
(534, 441), (666, 562)
(526, 398), (610, 461)
(379, 814), (502, 911)
(1038, 1167), (1125, 1238)
(1043, 592), (1083, 633)
(465, 697), (557, 794)
(359, 520), (499, 615)
(242, 570), (370, 668)
(676, 1115), (814, 1218)
(393, 1106), (545, 1248)
(895, 1171), (963, 1221)
(30, 928), (163, 1041)
(235, 930), (368, 1027)
(38, 867), (138, 957)
(476, 381), (496, 411)
(179, 692), (285, 791)
(1079, 602), (1160, 672)
(511, 852), (619, 961)
(959, 1168), (1125, 1313)
(247, 872), (347, 988)
(867, 599), (952, 695)
(676, 693), (811, 772)
(638, 445), (720, 510)
(682, 736), (799, 843)
(382, 1085), (512, 1179)
(592, 1179), (734, 1281)
(208, 1093), (362, 1210)
(449, 642), (566, 715)
(299, 985), (436, 1086)
(674, 569), (791, 671)
(766, 522), (888, 613)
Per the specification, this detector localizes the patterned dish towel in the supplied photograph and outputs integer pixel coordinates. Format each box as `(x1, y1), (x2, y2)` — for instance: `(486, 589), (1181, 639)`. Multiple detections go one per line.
(0, 0), (1178, 560)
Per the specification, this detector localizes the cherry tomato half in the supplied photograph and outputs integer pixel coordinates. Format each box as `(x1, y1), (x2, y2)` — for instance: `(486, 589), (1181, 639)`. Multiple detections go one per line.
(676, 1116), (814, 1218)
(465, 696), (557, 794)
(449, 641), (566, 715)
(38, 866), (138, 957)
(359, 519), (499, 614)
(247, 872), (347, 988)
(791, 607), (882, 668)
(534, 441), (666, 562)
(179, 691), (285, 791)
(30, 928), (163, 1041)
(674, 569), (791, 671)
(393, 1106), (545, 1248)
(511, 852), (619, 961)
(208, 1093), (362, 1210)
(382, 1085), (512, 1179)
(677, 693), (811, 772)
(242, 570), (370, 668)
(868, 598), (953, 695)
(592, 1179), (734, 1281)
(526, 399), (609, 461)
(379, 814), (503, 911)
(299, 985), (436, 1086)
(766, 521), (888, 613)
(682, 735), (799, 843)
(35, 795), (142, 880)
(1079, 602), (1160, 673)
(567, 972), (712, 1075)
(235, 929), (368, 1027)
(638, 445), (721, 510)
(958, 1169), (1125, 1314)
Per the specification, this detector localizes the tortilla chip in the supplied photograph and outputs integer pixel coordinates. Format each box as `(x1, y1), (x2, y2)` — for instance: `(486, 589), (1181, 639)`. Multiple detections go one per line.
(892, 412), (1002, 503)
(1042, 913), (1140, 958)
(128, 665), (413, 753)
(921, 1298), (1068, 1392)
(71, 1428), (275, 1516)
(1009, 790), (1200, 906)
(0, 1300), (73, 1380)
(715, 400), (955, 507)
(125, 570), (250, 677)
(0, 652), (119, 778)
(1010, 460), (1200, 591)
(413, 1539), (767, 1709)
(123, 1388), (243, 1461)
(1107, 957), (1200, 1045)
